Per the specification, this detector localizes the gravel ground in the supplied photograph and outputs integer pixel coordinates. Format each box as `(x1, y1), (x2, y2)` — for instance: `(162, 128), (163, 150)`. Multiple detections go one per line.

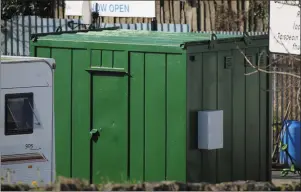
(272, 170), (301, 186)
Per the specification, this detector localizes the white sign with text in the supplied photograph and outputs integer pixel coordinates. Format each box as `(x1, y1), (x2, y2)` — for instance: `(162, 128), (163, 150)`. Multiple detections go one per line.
(65, 1), (155, 18)
(269, 1), (300, 55)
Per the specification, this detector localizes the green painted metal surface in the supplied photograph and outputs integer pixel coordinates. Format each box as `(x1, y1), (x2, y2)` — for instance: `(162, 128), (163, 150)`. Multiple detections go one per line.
(186, 40), (270, 183)
(92, 73), (128, 183)
(30, 29), (270, 184)
(35, 29), (242, 48)
(71, 49), (91, 180)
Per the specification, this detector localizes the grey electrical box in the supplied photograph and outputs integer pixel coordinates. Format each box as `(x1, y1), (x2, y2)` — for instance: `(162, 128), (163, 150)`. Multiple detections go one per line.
(198, 110), (223, 150)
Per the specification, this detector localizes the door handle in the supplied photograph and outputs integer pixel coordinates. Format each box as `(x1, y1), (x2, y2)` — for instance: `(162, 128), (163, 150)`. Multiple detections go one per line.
(90, 128), (102, 142)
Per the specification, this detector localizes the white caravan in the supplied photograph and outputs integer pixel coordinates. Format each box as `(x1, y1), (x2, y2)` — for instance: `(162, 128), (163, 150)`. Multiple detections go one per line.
(0, 56), (55, 186)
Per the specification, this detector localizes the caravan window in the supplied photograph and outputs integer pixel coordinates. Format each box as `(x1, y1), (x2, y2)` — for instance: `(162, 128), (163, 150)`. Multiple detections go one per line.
(5, 93), (34, 135)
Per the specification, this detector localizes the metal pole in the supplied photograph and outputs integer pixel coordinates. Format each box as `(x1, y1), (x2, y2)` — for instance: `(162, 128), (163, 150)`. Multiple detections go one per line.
(0, 0), (2, 101)
(0, 0), (2, 170)
(151, 17), (157, 31)
(292, 0), (301, 182)
(82, 0), (92, 27)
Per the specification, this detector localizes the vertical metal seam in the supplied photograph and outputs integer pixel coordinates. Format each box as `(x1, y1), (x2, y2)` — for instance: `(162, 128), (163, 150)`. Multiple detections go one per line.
(244, 48), (247, 180)
(230, 49), (234, 181)
(89, 73), (93, 183)
(127, 51), (131, 180)
(200, 52), (204, 181)
(143, 53), (146, 181)
(185, 54), (188, 183)
(50, 48), (54, 182)
(268, 55), (273, 181)
(70, 49), (73, 178)
(215, 51), (219, 183)
(88, 48), (93, 183)
(258, 51), (262, 180)
(100, 50), (103, 67)
(112, 51), (115, 68)
(164, 54), (168, 180)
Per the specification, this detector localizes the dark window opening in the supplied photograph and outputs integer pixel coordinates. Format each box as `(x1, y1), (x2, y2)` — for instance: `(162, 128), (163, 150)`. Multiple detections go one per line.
(5, 93), (34, 135)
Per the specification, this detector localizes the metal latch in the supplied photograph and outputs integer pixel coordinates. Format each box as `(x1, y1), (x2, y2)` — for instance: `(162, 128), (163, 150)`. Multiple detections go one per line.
(209, 33), (217, 49)
(243, 32), (252, 46)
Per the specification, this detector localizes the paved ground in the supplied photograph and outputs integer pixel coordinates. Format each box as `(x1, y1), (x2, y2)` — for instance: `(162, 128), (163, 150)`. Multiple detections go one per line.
(272, 170), (301, 185)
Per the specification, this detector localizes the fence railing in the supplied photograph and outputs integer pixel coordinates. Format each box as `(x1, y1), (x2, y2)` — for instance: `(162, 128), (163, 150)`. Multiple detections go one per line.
(1, 16), (83, 56)
(0, 16), (267, 56)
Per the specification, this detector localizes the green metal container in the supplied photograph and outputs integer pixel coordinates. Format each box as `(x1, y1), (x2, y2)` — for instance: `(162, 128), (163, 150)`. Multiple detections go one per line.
(30, 29), (271, 184)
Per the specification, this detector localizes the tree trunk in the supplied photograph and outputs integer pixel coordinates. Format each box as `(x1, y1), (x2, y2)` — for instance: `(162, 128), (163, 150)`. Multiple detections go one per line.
(191, 7), (198, 31)
(164, 0), (170, 23)
(237, 0), (243, 31)
(169, 0), (174, 23)
(181, 2), (185, 24)
(199, 0), (205, 31)
(230, 0), (237, 30)
(254, 0), (263, 31)
(185, 2), (193, 31)
(204, 1), (211, 31)
(249, 0), (254, 31)
(156, 0), (161, 23)
(208, 1), (216, 31)
(173, 0), (180, 24)
(244, 0), (250, 31)
(190, 0), (198, 31)
(120, 17), (126, 24)
(161, 1), (164, 24)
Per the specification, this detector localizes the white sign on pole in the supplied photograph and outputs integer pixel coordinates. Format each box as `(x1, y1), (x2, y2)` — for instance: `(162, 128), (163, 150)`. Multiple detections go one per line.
(269, 1), (300, 55)
(65, 1), (84, 16)
(65, 1), (155, 18)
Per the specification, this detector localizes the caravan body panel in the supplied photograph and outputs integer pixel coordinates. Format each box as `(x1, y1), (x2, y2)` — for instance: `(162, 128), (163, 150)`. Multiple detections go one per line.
(0, 56), (55, 185)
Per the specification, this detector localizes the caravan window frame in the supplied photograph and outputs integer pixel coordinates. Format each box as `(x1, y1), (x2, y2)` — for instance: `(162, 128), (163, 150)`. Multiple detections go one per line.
(4, 92), (34, 135)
